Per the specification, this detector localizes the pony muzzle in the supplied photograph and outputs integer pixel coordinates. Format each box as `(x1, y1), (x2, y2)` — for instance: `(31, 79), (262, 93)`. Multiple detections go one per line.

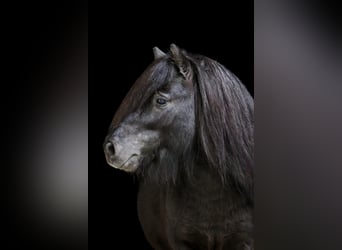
(104, 140), (140, 172)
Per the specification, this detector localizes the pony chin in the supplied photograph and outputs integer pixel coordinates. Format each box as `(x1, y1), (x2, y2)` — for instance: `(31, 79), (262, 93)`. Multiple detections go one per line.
(107, 154), (140, 173)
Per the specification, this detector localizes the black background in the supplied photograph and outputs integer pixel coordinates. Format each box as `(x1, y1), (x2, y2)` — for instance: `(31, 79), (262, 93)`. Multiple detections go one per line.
(90, 2), (253, 249)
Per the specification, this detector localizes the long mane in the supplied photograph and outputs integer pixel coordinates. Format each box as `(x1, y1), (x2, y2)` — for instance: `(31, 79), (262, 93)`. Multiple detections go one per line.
(189, 54), (254, 202)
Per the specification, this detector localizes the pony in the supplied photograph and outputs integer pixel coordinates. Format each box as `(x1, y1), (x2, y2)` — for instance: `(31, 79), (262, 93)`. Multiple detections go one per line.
(104, 44), (254, 249)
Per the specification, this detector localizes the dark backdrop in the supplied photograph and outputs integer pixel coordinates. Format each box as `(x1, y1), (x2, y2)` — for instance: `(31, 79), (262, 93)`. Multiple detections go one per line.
(90, 2), (253, 249)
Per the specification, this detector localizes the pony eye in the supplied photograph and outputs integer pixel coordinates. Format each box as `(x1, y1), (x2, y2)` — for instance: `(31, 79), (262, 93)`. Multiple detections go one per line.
(156, 98), (167, 105)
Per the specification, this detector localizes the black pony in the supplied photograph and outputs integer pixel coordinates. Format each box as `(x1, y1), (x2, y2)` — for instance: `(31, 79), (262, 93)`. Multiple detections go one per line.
(104, 44), (254, 249)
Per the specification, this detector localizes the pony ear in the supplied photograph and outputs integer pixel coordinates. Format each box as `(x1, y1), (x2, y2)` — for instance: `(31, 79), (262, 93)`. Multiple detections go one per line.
(169, 44), (193, 80)
(153, 47), (166, 60)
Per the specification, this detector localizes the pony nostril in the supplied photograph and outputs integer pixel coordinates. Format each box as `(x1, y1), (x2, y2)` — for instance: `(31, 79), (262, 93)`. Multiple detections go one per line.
(105, 142), (115, 156)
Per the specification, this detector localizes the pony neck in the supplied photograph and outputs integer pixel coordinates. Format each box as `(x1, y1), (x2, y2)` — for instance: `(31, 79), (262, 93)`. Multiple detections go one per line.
(179, 162), (229, 195)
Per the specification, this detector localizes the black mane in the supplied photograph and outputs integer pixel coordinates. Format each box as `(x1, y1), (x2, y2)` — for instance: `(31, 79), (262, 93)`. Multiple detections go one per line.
(190, 54), (254, 201)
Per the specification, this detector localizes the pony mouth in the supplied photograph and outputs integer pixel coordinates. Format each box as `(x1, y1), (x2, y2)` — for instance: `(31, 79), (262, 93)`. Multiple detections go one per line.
(107, 154), (139, 172)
